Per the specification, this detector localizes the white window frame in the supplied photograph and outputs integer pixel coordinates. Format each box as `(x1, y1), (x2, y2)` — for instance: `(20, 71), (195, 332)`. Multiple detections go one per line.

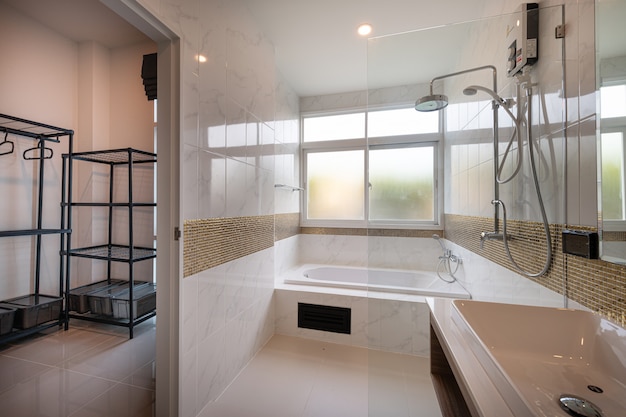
(300, 105), (444, 230)
(600, 81), (626, 229)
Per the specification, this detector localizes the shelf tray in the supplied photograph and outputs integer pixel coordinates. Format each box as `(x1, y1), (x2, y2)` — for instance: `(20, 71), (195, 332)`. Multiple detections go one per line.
(0, 113), (73, 140)
(65, 148), (156, 165)
(68, 245), (156, 262)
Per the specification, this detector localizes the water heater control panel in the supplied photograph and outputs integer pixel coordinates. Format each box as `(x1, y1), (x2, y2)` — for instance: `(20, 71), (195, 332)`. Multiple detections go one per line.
(506, 3), (539, 77)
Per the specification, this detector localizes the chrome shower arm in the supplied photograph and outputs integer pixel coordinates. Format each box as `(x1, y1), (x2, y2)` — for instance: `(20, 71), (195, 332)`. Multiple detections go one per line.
(428, 65), (498, 95)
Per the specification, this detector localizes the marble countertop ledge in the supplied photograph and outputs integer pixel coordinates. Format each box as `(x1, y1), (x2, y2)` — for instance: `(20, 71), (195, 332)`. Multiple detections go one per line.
(427, 297), (515, 417)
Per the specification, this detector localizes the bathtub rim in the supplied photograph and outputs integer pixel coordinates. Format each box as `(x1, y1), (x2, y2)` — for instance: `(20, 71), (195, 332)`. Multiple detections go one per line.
(281, 263), (471, 300)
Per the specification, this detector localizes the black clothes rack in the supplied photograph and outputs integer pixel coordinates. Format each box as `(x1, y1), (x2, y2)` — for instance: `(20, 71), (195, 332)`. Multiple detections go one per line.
(0, 113), (73, 344)
(62, 148), (157, 339)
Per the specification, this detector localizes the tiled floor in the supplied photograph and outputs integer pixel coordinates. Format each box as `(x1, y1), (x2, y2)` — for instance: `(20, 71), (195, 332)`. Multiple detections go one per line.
(0, 325), (442, 417)
(0, 319), (156, 417)
(201, 334), (443, 417)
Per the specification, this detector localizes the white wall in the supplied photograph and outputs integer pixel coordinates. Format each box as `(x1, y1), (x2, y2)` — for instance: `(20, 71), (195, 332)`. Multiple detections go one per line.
(0, 2), (157, 294)
(0, 3), (77, 298)
(141, 0), (298, 416)
(110, 42), (156, 151)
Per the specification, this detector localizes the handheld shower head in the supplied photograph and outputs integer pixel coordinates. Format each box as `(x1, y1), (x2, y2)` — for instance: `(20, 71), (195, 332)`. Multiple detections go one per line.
(463, 85), (515, 109)
(415, 94), (449, 112)
(432, 234), (447, 251)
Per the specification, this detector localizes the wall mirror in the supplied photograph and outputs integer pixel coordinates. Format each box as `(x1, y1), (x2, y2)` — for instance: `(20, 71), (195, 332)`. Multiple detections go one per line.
(597, 0), (626, 264)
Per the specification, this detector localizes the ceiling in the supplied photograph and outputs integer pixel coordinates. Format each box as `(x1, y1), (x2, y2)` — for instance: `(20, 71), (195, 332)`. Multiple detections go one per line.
(4, 0), (496, 97)
(241, 0), (495, 96)
(2, 0), (149, 49)
(6, 1), (622, 98)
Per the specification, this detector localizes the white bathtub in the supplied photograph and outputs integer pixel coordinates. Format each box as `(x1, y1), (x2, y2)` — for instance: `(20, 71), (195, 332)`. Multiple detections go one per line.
(284, 264), (471, 299)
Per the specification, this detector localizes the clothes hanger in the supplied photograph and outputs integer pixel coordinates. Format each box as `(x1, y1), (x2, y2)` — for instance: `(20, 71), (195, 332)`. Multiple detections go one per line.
(23, 138), (53, 160)
(0, 131), (14, 156)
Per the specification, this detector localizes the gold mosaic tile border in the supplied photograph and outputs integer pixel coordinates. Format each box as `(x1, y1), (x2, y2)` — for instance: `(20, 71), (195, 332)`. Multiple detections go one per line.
(275, 213), (301, 241)
(183, 215), (274, 278)
(446, 214), (626, 327)
(300, 227), (443, 238)
(301, 227), (368, 236)
(603, 231), (626, 242)
(367, 228), (444, 238)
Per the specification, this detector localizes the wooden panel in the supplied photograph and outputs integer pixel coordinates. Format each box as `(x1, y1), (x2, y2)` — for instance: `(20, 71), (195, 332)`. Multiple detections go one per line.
(430, 323), (473, 417)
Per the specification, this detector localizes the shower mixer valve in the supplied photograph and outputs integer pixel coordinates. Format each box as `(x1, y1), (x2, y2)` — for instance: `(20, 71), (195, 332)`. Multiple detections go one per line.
(479, 231), (506, 249)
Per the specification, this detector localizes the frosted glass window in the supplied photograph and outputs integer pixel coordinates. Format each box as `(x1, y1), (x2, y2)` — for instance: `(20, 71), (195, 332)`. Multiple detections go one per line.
(303, 113), (365, 142)
(368, 108), (438, 137)
(601, 132), (625, 220)
(369, 145), (435, 221)
(306, 150), (365, 220)
(601, 85), (626, 119)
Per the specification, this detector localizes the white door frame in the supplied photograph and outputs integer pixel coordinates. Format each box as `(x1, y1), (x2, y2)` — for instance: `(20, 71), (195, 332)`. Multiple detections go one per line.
(101, 1), (181, 415)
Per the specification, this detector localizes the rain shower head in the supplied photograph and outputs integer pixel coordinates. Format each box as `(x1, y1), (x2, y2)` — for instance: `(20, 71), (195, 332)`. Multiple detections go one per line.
(415, 94), (448, 112)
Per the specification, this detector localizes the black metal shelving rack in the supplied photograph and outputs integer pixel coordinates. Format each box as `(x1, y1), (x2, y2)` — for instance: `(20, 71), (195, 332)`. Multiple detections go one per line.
(62, 148), (156, 339)
(0, 113), (73, 344)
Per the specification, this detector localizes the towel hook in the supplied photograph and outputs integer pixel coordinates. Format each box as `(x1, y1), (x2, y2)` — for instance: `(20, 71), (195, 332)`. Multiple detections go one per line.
(0, 131), (14, 156)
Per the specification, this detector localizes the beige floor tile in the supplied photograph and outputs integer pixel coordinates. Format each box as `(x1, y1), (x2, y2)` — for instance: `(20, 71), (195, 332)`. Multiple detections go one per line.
(0, 354), (53, 394)
(68, 383), (155, 417)
(0, 367), (117, 417)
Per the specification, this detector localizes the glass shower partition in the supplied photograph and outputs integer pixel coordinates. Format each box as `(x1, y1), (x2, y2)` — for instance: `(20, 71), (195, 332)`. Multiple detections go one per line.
(366, 5), (565, 415)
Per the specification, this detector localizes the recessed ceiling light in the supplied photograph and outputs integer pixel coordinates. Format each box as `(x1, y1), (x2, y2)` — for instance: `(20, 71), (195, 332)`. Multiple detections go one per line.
(357, 23), (372, 37)
(195, 54), (207, 63)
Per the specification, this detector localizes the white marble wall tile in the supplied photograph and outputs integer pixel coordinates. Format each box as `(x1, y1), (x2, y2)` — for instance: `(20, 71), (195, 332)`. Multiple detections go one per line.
(197, 328), (226, 411)
(223, 257), (253, 322)
(180, 347), (198, 417)
(299, 91), (367, 113)
(181, 273), (199, 355)
(198, 0), (227, 94)
(182, 144), (199, 221)
(224, 2), (275, 124)
(578, 117), (598, 226)
(224, 100), (247, 161)
(255, 248), (276, 296)
(198, 150), (226, 219)
(260, 163), (276, 216)
(274, 235), (299, 277)
(197, 265), (226, 342)
(468, 165), (481, 216)
(225, 157), (248, 217)
(372, 300), (413, 353)
(253, 292), (275, 353)
(479, 160), (495, 217)
(446, 240), (565, 308)
(297, 234), (368, 266)
(366, 236), (443, 271)
(411, 303), (431, 356)
(274, 143), (300, 214)
(566, 121), (584, 225)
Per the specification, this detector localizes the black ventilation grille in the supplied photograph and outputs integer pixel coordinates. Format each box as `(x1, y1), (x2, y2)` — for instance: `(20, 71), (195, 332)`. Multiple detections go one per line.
(298, 303), (351, 334)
